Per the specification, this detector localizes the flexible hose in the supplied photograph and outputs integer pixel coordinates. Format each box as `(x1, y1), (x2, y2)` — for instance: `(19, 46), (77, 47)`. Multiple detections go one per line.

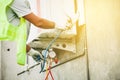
(40, 30), (63, 73)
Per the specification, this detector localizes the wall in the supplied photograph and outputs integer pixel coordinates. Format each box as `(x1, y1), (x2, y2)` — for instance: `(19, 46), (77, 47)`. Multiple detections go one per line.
(85, 0), (120, 80)
(0, 41), (1, 80)
(1, 41), (26, 80)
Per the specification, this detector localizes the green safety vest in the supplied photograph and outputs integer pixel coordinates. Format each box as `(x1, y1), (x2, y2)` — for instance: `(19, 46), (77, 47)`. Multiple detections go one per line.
(0, 0), (27, 65)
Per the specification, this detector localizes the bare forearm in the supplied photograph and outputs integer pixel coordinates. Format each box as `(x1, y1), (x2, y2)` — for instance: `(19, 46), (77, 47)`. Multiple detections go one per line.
(38, 18), (55, 29)
(23, 12), (55, 29)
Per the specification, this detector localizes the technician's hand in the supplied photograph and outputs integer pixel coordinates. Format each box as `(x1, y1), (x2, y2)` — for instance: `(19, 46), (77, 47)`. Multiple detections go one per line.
(65, 12), (80, 29)
(32, 52), (43, 62)
(65, 16), (73, 30)
(54, 24), (66, 31)
(27, 48), (44, 62)
(54, 12), (79, 31)
(54, 21), (73, 31)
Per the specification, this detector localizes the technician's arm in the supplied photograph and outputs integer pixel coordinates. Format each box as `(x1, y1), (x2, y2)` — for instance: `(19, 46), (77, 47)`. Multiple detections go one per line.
(23, 12), (55, 29)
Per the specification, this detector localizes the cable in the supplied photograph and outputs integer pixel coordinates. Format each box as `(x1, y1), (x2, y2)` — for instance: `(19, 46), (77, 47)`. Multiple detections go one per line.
(17, 62), (41, 76)
(45, 66), (54, 80)
(45, 59), (54, 80)
(40, 30), (63, 73)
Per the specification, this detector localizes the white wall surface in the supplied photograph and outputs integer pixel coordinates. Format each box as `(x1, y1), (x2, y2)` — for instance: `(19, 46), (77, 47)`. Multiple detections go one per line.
(85, 0), (120, 79)
(0, 41), (1, 80)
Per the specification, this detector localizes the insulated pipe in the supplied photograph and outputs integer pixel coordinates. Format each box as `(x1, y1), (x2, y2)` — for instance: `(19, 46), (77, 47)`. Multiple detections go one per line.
(74, 0), (90, 80)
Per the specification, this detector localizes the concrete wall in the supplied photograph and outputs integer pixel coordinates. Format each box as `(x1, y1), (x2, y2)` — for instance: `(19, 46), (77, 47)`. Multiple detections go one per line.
(1, 41), (26, 80)
(85, 0), (120, 80)
(0, 41), (1, 80)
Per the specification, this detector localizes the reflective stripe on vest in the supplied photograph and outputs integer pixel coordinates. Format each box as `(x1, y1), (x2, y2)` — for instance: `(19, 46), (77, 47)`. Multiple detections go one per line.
(0, 0), (27, 65)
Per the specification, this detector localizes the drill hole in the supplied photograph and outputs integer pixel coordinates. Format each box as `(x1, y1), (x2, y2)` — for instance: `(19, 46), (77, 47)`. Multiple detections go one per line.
(7, 49), (10, 51)
(56, 44), (59, 47)
(62, 44), (66, 48)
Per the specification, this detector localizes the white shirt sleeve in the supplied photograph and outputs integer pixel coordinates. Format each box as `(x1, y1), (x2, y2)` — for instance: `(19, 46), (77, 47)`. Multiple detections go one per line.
(10, 0), (32, 17)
